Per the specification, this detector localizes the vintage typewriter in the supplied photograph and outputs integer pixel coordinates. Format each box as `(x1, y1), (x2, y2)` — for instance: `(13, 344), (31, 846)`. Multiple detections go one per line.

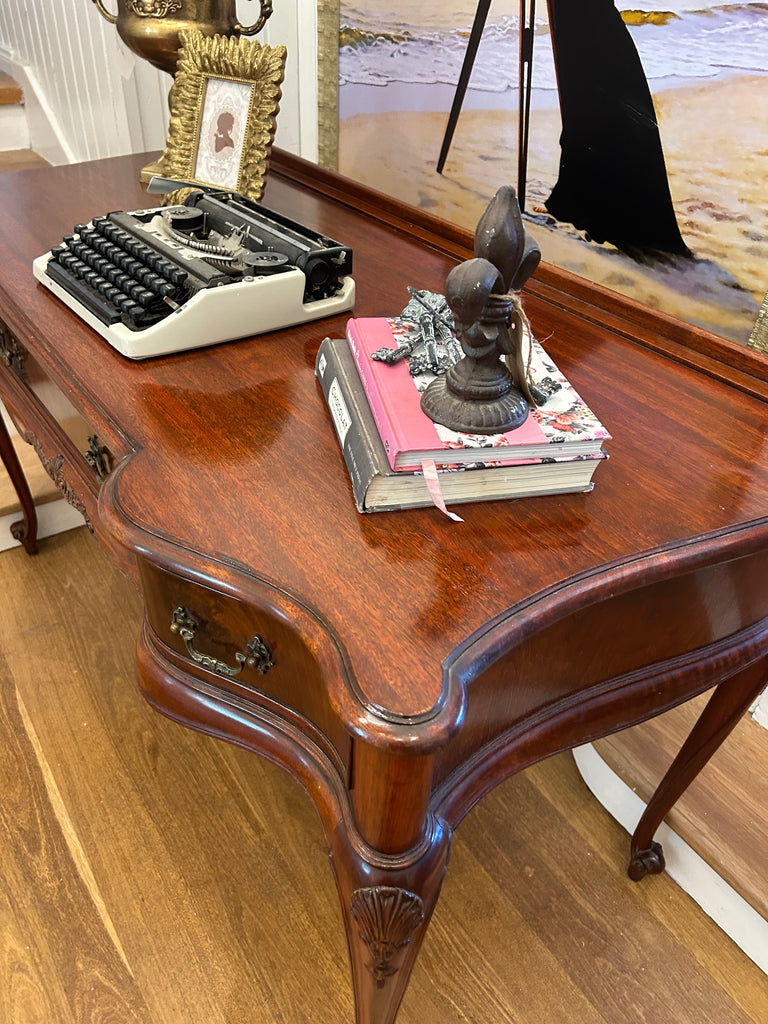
(32, 178), (355, 360)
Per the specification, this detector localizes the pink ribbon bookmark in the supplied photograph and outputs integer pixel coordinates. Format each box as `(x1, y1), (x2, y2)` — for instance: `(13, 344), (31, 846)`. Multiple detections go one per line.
(422, 460), (464, 522)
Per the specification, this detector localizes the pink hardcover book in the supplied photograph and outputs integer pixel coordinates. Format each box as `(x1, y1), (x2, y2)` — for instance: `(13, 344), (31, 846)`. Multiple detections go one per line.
(345, 317), (610, 472)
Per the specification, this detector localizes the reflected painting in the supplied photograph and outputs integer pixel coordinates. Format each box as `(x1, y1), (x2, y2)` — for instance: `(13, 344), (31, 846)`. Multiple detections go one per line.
(338, 1), (768, 345)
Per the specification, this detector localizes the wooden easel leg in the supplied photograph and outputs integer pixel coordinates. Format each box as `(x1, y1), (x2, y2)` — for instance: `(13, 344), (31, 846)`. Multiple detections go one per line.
(628, 656), (768, 880)
(328, 818), (452, 1024)
(0, 412), (37, 554)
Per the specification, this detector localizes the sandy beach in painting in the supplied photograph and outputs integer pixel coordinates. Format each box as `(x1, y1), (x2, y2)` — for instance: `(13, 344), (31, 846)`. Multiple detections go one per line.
(338, 1), (768, 343)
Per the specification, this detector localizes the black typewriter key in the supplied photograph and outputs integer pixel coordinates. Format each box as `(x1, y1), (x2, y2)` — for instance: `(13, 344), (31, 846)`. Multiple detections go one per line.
(113, 292), (133, 312)
(91, 275), (111, 295)
(136, 242), (157, 262)
(120, 300), (144, 321)
(165, 265), (187, 286)
(126, 281), (149, 305)
(144, 272), (166, 293)
(133, 265), (154, 286)
(145, 251), (165, 271)
(135, 287), (156, 308)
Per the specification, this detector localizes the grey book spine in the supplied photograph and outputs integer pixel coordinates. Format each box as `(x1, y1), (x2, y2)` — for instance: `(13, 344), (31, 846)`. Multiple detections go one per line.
(315, 337), (397, 512)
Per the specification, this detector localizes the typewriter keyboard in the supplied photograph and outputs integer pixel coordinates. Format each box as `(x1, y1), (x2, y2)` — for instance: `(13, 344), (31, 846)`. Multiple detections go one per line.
(45, 215), (190, 331)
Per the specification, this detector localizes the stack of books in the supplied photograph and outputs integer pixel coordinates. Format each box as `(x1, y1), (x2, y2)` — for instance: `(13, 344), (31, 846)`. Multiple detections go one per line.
(316, 316), (611, 513)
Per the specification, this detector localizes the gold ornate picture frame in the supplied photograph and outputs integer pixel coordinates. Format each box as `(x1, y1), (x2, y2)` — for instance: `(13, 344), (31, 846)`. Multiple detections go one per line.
(749, 291), (768, 355)
(160, 30), (286, 200)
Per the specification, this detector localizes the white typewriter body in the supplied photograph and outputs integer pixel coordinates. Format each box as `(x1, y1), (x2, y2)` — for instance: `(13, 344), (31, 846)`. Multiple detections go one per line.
(32, 190), (356, 360)
(32, 250), (356, 360)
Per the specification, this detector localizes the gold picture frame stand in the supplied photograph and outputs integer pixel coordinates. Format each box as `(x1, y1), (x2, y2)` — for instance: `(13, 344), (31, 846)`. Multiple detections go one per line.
(143, 29), (286, 202)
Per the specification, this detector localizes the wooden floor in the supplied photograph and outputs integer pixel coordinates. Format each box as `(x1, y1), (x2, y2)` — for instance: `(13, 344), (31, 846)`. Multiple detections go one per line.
(0, 149), (49, 172)
(1, 525), (767, 1024)
(0, 430), (59, 517)
(595, 692), (768, 924)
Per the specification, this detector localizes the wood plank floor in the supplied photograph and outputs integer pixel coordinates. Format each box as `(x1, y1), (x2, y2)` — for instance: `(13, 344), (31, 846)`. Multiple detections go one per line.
(0, 430), (60, 517)
(1, 526), (767, 1023)
(0, 150), (49, 172)
(594, 694), (768, 923)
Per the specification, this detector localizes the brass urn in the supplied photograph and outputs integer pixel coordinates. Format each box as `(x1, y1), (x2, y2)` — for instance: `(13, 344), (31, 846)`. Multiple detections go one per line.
(90, 0), (274, 74)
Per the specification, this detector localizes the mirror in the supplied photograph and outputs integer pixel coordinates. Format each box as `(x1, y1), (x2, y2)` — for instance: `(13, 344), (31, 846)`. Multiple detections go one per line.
(328, 0), (767, 350)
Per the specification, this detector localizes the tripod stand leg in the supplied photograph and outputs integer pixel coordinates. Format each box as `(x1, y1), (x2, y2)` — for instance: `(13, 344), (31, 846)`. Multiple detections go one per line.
(436, 0), (492, 174)
(517, 0), (535, 210)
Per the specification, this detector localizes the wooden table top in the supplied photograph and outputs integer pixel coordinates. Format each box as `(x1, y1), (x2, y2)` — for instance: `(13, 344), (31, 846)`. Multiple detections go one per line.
(2, 151), (768, 731)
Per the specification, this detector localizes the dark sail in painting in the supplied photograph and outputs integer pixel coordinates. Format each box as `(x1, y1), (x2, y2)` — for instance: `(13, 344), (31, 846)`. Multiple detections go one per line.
(545, 0), (691, 259)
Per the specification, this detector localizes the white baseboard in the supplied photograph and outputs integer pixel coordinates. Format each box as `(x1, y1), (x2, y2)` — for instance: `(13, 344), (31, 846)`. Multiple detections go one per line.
(573, 742), (768, 975)
(0, 499), (85, 552)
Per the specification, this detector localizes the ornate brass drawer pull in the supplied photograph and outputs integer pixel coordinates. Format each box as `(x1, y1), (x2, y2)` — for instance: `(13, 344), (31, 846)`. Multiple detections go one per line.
(84, 435), (112, 482)
(170, 605), (275, 677)
(0, 323), (24, 374)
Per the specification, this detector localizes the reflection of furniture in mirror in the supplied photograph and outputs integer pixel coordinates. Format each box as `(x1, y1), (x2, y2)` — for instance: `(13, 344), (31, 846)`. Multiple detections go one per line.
(2, 152), (768, 1024)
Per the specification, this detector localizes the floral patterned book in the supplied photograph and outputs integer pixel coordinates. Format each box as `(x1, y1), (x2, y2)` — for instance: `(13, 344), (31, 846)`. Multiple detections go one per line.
(316, 337), (608, 514)
(345, 316), (611, 472)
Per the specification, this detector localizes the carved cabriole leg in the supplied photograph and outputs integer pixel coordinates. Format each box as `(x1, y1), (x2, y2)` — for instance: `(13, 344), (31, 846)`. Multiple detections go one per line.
(327, 742), (451, 1024)
(628, 655), (768, 880)
(328, 815), (452, 1024)
(0, 410), (37, 554)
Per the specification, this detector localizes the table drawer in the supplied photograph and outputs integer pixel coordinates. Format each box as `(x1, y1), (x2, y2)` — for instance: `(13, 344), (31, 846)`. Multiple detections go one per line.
(0, 315), (115, 518)
(139, 558), (353, 777)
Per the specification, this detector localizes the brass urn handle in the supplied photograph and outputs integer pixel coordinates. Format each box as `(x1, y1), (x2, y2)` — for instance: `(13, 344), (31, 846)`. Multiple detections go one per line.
(235, 0), (274, 35)
(91, 0), (117, 24)
(170, 605), (275, 677)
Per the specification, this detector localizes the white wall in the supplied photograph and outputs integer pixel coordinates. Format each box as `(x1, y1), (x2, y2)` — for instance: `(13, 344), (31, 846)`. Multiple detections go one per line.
(0, 0), (317, 164)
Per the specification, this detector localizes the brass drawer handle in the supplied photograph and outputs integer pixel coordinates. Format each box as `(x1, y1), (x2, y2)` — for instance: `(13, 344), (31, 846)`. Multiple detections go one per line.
(84, 435), (112, 482)
(170, 605), (275, 677)
(0, 323), (24, 374)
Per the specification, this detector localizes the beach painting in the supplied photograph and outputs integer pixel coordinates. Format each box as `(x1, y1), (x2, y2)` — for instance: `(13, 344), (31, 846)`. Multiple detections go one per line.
(338, 1), (768, 345)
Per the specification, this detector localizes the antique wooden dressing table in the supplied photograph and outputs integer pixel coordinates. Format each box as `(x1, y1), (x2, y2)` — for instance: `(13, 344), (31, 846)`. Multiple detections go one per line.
(1, 152), (767, 1024)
